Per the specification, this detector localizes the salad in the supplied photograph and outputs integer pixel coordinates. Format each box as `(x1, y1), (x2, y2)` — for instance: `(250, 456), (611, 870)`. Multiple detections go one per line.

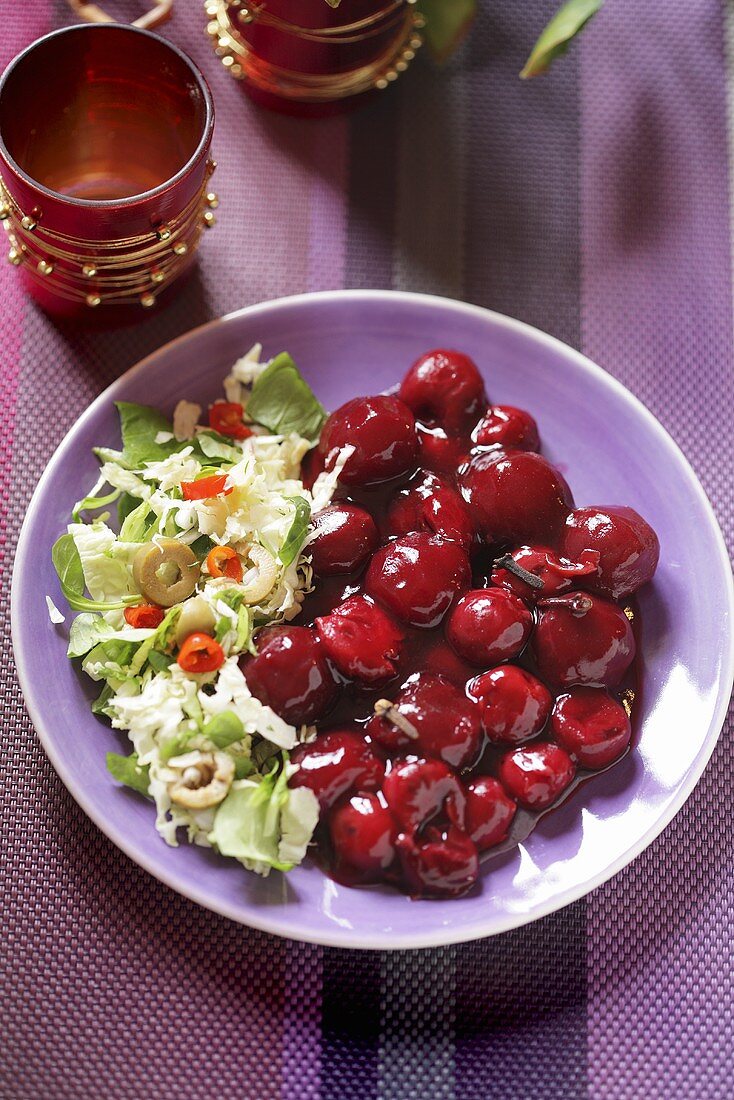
(49, 346), (351, 878)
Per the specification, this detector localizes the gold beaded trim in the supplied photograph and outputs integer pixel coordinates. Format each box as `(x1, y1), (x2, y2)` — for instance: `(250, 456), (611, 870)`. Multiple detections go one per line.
(0, 160), (218, 308)
(204, 0), (424, 102)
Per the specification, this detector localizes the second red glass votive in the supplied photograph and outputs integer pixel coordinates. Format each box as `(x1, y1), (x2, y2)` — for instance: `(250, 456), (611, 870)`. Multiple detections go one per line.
(0, 23), (216, 319)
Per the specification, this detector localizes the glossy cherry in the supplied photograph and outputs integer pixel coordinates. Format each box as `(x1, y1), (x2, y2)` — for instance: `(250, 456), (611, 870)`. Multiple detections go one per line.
(498, 742), (576, 809)
(532, 592), (636, 688)
(365, 532), (471, 628)
(397, 826), (479, 899)
(308, 502), (379, 576)
(561, 506), (660, 600)
(386, 469), (474, 549)
(491, 544), (600, 603)
(415, 423), (470, 476)
(551, 687), (632, 769)
(382, 757), (466, 834)
(328, 793), (396, 883)
(367, 671), (483, 769)
(445, 587), (533, 666)
(399, 348), (488, 433)
(468, 665), (552, 744)
(315, 594), (404, 685)
(241, 625), (339, 725)
(289, 730), (385, 813)
(472, 405), (540, 452)
(317, 395), (418, 487)
(459, 450), (574, 545)
(464, 777), (517, 850)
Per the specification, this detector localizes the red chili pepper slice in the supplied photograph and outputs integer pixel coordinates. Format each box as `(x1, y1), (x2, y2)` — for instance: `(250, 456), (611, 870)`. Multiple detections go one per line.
(177, 632), (225, 674)
(181, 474), (232, 501)
(124, 604), (165, 629)
(209, 402), (253, 441)
(206, 545), (243, 582)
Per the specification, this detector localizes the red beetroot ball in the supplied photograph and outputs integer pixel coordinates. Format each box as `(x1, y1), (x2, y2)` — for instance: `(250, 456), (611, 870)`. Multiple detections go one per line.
(329, 793), (396, 883)
(532, 592), (636, 689)
(300, 446), (325, 491)
(241, 625), (339, 725)
(468, 665), (552, 744)
(317, 395), (418, 487)
(551, 687), (632, 770)
(289, 730), (384, 813)
(472, 405), (540, 452)
(464, 777), (517, 850)
(397, 825), (479, 899)
(399, 348), (488, 434)
(365, 532), (471, 628)
(382, 757), (466, 833)
(315, 594), (404, 685)
(445, 587), (533, 666)
(416, 423), (470, 476)
(498, 742), (576, 810)
(459, 450), (574, 545)
(561, 506), (660, 600)
(386, 470), (474, 550)
(367, 671), (483, 770)
(308, 503), (379, 576)
(491, 545), (600, 603)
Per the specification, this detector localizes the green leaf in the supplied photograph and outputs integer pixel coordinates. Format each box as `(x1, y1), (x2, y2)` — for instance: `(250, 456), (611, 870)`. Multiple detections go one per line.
(119, 500), (156, 543)
(72, 486), (121, 523)
(91, 683), (114, 716)
(117, 492), (139, 527)
(246, 353), (327, 442)
(209, 763), (294, 871)
(235, 605), (252, 654)
(280, 496), (311, 567)
(115, 402), (178, 468)
(52, 534), (133, 613)
(190, 534), (215, 560)
(106, 751), (150, 796)
(129, 605), (181, 675)
(234, 756), (255, 780)
(159, 730), (195, 763)
(202, 711), (246, 749)
(520, 0), (602, 78)
(418, 0), (476, 62)
(147, 649), (172, 672)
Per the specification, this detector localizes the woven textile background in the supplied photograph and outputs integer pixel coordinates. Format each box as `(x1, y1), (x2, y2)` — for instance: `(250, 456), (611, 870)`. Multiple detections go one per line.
(1, 2), (732, 1098)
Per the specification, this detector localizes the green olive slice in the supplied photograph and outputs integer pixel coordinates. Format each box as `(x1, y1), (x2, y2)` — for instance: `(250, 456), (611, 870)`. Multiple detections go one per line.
(133, 538), (201, 607)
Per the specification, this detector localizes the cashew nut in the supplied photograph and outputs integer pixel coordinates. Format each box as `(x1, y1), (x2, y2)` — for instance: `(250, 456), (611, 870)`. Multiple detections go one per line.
(168, 751), (234, 810)
(241, 544), (277, 605)
(175, 595), (216, 646)
(133, 538), (201, 607)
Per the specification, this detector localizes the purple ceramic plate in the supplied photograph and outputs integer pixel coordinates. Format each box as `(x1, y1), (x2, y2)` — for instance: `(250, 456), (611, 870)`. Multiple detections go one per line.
(12, 291), (734, 949)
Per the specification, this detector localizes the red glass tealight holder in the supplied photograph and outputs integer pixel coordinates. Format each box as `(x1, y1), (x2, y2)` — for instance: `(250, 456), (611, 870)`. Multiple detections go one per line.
(0, 24), (216, 319)
(204, 0), (424, 114)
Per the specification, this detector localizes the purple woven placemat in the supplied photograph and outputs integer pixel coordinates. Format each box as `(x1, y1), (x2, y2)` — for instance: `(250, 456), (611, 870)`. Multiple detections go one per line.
(1, 2), (732, 1098)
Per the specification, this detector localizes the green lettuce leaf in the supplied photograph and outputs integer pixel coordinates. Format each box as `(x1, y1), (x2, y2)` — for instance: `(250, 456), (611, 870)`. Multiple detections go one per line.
(67, 613), (151, 658)
(246, 354), (327, 441)
(52, 534), (134, 613)
(280, 496), (311, 567)
(202, 711), (246, 749)
(209, 763), (298, 872)
(520, 0), (602, 79)
(106, 751), (150, 796)
(418, 0), (476, 62)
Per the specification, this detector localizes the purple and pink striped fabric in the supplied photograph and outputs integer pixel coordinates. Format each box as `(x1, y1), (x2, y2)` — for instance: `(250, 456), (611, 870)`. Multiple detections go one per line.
(1, 2), (732, 1097)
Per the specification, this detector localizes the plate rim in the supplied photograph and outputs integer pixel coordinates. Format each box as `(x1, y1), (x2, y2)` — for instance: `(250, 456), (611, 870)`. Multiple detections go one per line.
(12, 289), (734, 949)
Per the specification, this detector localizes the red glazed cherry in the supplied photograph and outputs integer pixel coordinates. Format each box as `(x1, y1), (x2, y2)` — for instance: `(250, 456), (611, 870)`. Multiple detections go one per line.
(315, 594), (404, 685)
(468, 665), (552, 744)
(459, 450), (574, 545)
(498, 742), (576, 809)
(386, 470), (474, 550)
(365, 532), (471, 628)
(415, 423), (470, 476)
(399, 349), (488, 433)
(472, 405), (540, 452)
(309, 503), (379, 576)
(464, 777), (517, 850)
(329, 793), (396, 883)
(491, 545), (600, 603)
(445, 587), (533, 666)
(289, 730), (385, 813)
(317, 395), (417, 487)
(551, 687), (632, 769)
(561, 506), (660, 600)
(367, 672), (482, 769)
(532, 592), (636, 689)
(397, 825), (479, 899)
(241, 625), (339, 725)
(382, 757), (466, 833)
